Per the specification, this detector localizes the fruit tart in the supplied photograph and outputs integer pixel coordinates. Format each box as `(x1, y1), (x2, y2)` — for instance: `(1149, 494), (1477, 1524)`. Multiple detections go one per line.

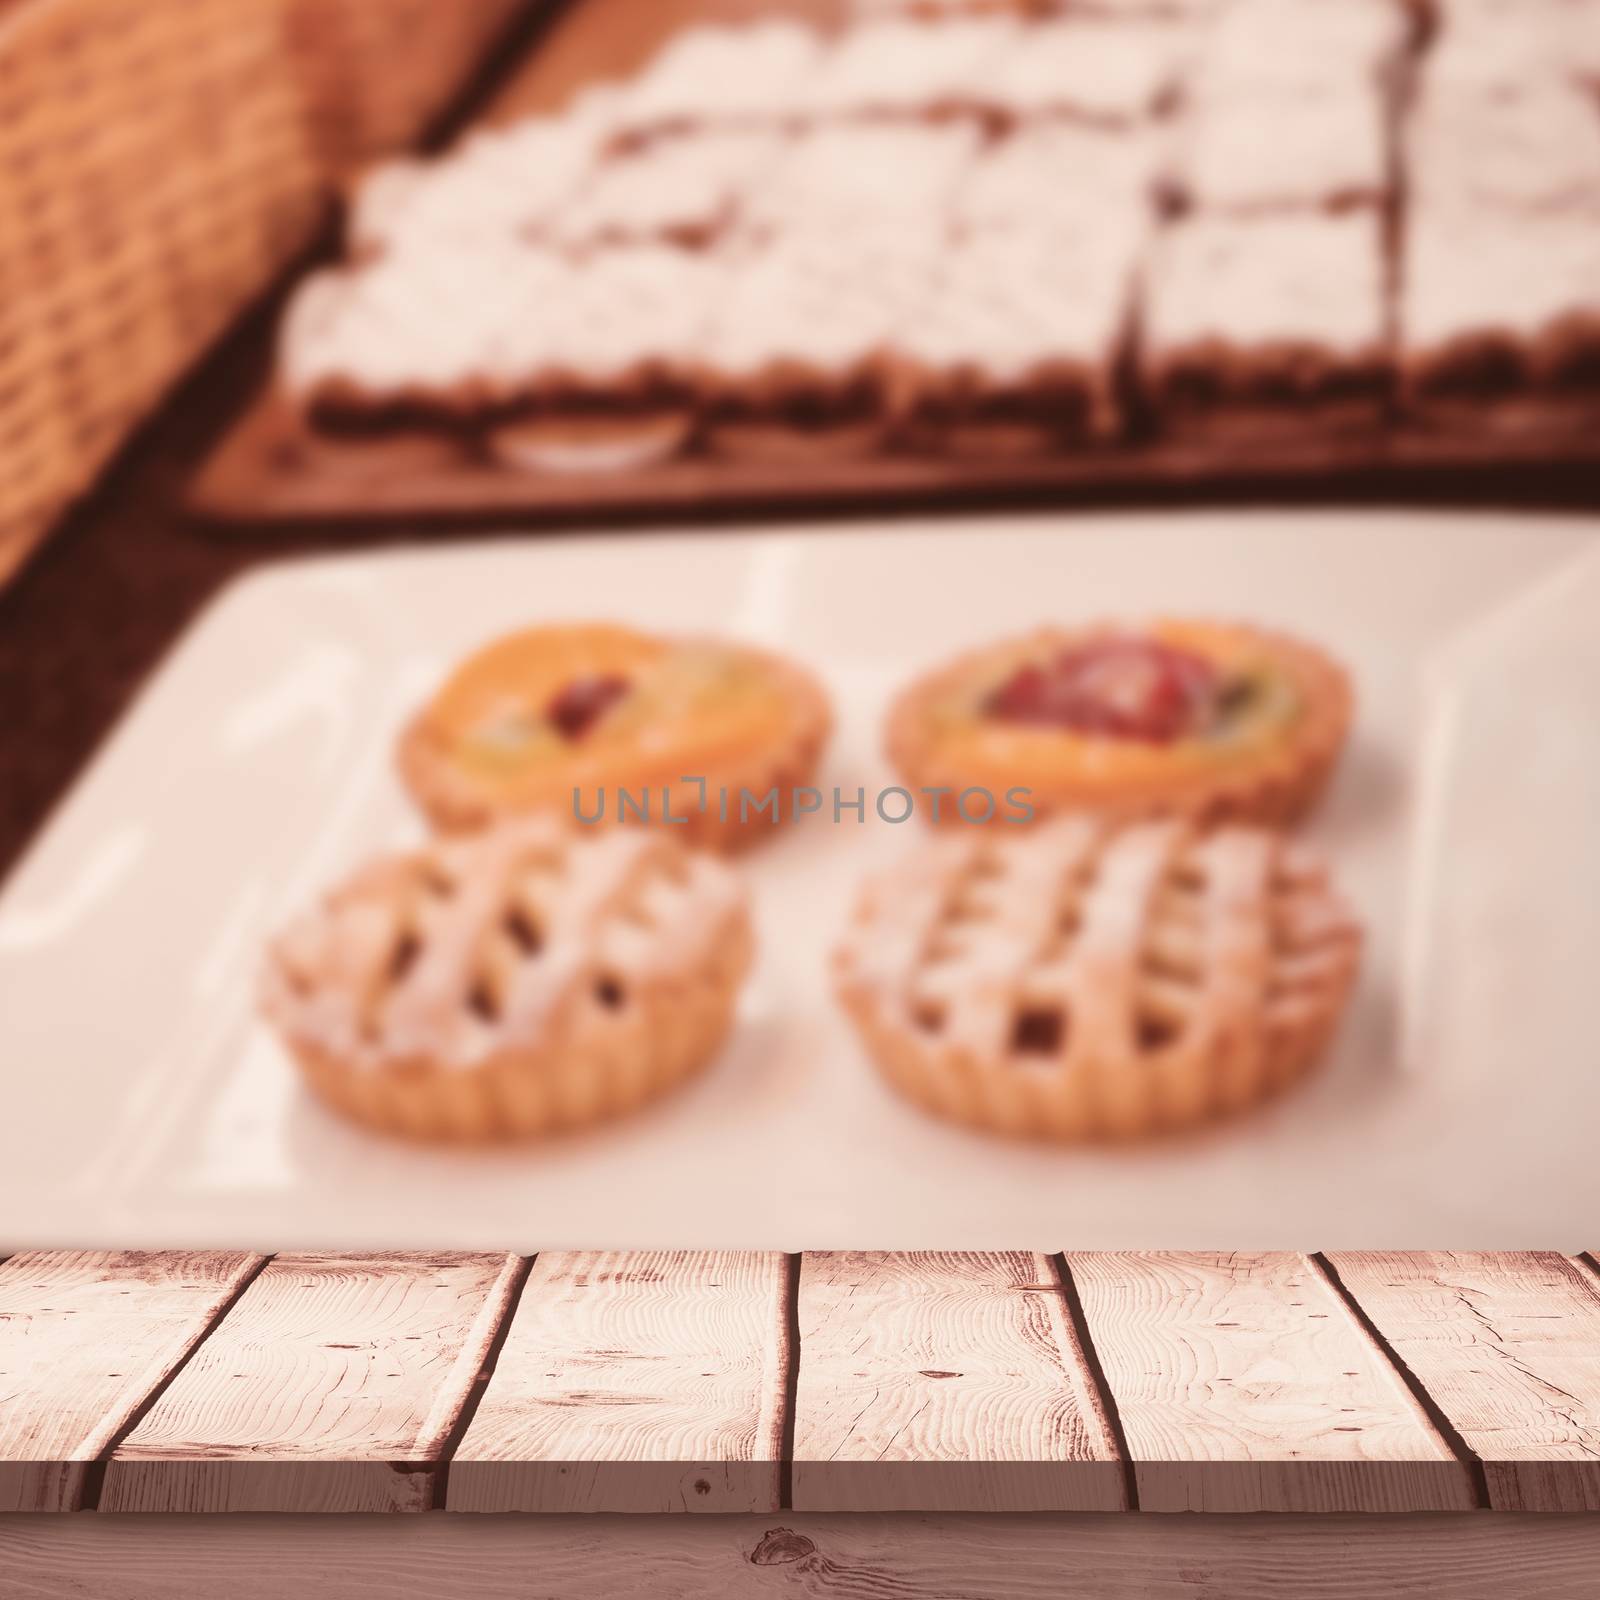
(261, 816), (752, 1141)
(835, 814), (1360, 1141)
(887, 620), (1350, 827)
(398, 622), (831, 852)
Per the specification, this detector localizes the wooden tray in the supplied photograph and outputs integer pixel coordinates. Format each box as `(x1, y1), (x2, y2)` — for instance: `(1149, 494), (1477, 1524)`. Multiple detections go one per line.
(190, 395), (1600, 528)
(4, 1249), (1600, 1597)
(185, 0), (1600, 531)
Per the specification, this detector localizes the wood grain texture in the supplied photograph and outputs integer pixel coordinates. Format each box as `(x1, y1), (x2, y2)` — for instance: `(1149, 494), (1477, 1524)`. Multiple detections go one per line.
(1066, 1251), (1478, 1513)
(791, 1251), (1124, 1513)
(1327, 1251), (1600, 1512)
(448, 1250), (789, 1512)
(0, 1250), (262, 1512)
(11, 1513), (1600, 1600)
(97, 1252), (524, 1513)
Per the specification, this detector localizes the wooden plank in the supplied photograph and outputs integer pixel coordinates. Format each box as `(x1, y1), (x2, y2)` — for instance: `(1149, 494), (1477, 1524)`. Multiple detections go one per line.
(791, 1251), (1124, 1513)
(9, 1512), (1600, 1600)
(447, 1250), (789, 1512)
(1066, 1251), (1478, 1513)
(98, 1252), (524, 1513)
(1325, 1251), (1600, 1512)
(0, 1250), (262, 1512)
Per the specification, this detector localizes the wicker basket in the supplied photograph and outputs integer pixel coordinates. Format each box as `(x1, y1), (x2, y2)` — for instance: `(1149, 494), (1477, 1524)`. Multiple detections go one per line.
(0, 0), (526, 585)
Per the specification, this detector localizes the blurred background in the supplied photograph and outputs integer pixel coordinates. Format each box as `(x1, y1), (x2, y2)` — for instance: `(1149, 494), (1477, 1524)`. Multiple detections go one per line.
(4, 0), (1600, 870)
(1, 0), (1599, 1248)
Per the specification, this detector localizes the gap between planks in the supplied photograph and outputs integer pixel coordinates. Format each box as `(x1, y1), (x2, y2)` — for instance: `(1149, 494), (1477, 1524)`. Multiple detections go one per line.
(1052, 1252), (1141, 1513)
(100, 1252), (531, 1513)
(427, 1254), (536, 1511)
(1062, 1251), (1485, 1513)
(1324, 1252), (1600, 1513)
(0, 1250), (270, 1513)
(787, 1251), (1128, 1514)
(777, 1252), (801, 1512)
(1311, 1252), (1492, 1508)
(446, 1251), (795, 1513)
(80, 1254), (277, 1512)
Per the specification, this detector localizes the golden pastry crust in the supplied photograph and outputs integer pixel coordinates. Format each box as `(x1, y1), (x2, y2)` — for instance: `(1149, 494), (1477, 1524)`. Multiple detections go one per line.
(261, 816), (752, 1141)
(397, 622), (832, 852)
(835, 815), (1360, 1142)
(886, 618), (1352, 828)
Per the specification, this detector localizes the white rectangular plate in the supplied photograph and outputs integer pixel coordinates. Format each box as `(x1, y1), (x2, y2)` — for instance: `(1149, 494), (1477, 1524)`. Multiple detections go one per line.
(4, 510), (1598, 1250)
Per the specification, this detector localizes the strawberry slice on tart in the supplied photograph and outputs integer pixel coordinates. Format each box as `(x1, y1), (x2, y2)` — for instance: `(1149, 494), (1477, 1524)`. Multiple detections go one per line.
(888, 619), (1351, 828)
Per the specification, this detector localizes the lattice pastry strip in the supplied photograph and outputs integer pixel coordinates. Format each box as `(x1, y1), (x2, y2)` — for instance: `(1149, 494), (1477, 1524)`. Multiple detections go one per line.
(263, 817), (751, 1141)
(836, 815), (1360, 1140)
(903, 817), (1105, 1056)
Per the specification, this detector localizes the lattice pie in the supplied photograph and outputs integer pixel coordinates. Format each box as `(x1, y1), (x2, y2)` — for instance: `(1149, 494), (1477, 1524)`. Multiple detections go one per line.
(835, 815), (1360, 1140)
(262, 817), (752, 1141)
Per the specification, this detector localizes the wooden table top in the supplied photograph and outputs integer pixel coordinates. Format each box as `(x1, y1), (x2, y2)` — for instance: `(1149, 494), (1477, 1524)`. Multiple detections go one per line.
(2, 1249), (1598, 1517)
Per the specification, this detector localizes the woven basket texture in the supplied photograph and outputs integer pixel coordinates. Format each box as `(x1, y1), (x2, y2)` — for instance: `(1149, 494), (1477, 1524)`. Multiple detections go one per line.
(0, 0), (524, 583)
